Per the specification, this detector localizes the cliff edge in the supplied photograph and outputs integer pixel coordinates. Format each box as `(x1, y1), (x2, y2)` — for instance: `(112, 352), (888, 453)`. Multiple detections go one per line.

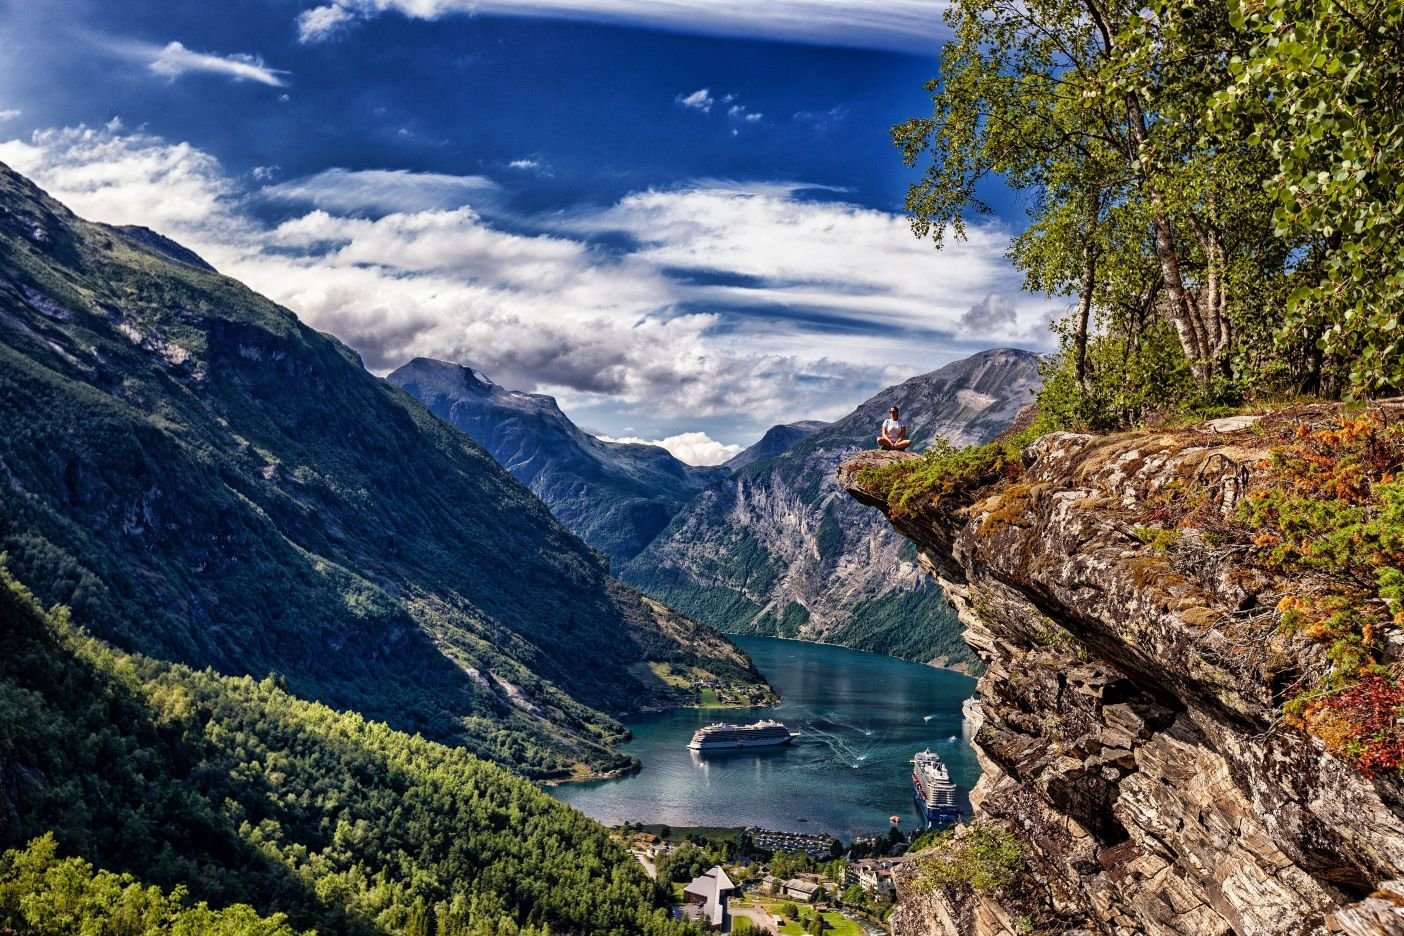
(840, 407), (1404, 935)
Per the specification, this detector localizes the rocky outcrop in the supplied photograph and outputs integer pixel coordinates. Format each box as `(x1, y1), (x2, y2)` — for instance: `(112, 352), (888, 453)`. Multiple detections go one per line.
(840, 415), (1404, 935)
(623, 349), (1041, 665)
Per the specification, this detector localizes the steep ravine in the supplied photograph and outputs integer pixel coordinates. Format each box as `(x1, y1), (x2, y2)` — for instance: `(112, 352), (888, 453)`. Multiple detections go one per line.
(839, 415), (1404, 935)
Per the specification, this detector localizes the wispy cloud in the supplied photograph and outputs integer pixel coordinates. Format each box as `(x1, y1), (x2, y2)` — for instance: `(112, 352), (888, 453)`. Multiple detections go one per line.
(0, 110), (20, 122)
(294, 0), (948, 54)
(141, 40), (289, 87)
(261, 167), (498, 215)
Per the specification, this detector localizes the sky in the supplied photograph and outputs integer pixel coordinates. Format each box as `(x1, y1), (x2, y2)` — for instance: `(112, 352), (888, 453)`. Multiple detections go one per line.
(0, 0), (1057, 463)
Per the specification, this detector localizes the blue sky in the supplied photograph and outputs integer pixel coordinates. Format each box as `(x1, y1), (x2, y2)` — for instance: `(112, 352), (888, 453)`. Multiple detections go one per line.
(1, 0), (1053, 462)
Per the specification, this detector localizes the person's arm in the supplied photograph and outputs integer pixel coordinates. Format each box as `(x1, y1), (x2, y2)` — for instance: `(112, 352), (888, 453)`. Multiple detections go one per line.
(878, 422), (892, 443)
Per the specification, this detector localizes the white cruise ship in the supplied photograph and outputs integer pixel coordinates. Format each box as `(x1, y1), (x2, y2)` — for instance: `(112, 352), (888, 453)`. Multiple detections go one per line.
(687, 719), (797, 751)
(912, 748), (961, 823)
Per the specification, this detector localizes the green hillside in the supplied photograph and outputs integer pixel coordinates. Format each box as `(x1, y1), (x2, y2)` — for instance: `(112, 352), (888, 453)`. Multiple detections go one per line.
(0, 161), (765, 778)
(0, 566), (693, 935)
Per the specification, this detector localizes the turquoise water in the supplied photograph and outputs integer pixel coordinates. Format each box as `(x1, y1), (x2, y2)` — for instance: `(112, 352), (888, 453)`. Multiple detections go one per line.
(551, 636), (980, 841)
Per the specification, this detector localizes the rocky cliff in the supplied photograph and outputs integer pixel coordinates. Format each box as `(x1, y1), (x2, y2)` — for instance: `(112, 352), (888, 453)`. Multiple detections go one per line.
(623, 348), (1041, 665)
(840, 410), (1404, 935)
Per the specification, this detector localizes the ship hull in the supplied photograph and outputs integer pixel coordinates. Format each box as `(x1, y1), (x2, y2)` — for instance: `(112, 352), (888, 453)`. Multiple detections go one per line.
(915, 791), (961, 824)
(688, 735), (796, 752)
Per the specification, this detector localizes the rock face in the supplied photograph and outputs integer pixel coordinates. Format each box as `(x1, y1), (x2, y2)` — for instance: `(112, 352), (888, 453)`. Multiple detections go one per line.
(389, 357), (728, 566)
(623, 349), (1041, 664)
(840, 422), (1404, 935)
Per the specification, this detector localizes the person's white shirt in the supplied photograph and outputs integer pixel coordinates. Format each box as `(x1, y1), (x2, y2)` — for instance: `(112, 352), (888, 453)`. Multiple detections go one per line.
(882, 417), (905, 436)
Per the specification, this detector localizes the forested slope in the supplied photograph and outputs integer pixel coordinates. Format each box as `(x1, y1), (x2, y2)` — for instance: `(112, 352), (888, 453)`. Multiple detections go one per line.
(0, 567), (693, 936)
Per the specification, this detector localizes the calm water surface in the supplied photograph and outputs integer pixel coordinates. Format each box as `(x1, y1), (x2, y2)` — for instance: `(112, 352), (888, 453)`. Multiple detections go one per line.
(551, 636), (980, 841)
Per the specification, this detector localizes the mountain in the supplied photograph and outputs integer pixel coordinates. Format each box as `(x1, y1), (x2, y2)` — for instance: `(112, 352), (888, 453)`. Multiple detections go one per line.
(0, 161), (766, 780)
(0, 566), (688, 935)
(620, 349), (1041, 666)
(723, 420), (829, 471)
(389, 357), (728, 566)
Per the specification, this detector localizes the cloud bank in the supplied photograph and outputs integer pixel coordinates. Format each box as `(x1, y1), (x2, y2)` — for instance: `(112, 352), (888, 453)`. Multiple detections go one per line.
(598, 431), (743, 466)
(0, 123), (1050, 438)
(295, 0), (949, 54)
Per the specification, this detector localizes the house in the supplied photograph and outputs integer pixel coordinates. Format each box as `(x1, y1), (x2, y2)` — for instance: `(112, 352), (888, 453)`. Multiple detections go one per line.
(682, 866), (736, 929)
(780, 878), (821, 902)
(848, 857), (906, 897)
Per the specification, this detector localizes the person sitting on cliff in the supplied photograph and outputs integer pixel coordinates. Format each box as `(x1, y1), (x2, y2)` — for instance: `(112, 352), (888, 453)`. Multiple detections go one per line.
(878, 406), (911, 450)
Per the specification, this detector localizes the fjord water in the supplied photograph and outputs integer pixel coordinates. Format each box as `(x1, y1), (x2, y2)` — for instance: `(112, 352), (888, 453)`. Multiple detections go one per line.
(552, 636), (980, 840)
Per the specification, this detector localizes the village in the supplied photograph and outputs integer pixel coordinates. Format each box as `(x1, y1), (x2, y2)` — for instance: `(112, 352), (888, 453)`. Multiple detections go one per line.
(613, 824), (922, 934)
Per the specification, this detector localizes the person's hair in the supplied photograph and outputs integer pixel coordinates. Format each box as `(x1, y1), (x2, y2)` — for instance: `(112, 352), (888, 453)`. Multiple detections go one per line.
(889, 406), (900, 416)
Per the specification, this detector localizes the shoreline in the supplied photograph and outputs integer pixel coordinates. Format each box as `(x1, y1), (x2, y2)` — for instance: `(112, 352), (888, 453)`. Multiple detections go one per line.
(727, 631), (978, 676)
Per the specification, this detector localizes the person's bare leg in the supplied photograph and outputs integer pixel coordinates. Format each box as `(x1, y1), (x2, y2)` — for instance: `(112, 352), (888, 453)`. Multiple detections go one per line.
(894, 438), (911, 450)
(877, 437), (893, 449)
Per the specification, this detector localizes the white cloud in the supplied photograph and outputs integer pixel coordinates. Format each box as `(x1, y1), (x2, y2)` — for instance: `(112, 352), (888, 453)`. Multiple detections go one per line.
(677, 89), (714, 113)
(565, 184), (1050, 338)
(145, 41), (289, 87)
(0, 109), (20, 121)
(294, 0), (949, 54)
(508, 158), (541, 170)
(0, 122), (1051, 436)
(598, 431), (743, 466)
(261, 167), (498, 214)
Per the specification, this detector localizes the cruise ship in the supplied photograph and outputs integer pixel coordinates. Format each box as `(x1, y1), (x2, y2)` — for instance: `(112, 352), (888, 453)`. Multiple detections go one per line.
(687, 719), (797, 751)
(912, 749), (961, 823)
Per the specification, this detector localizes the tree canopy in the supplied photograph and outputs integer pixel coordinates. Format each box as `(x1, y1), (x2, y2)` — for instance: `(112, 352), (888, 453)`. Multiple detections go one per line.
(896, 0), (1402, 427)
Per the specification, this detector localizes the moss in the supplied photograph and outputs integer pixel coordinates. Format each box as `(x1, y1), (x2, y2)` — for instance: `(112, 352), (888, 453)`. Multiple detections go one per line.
(1131, 526), (1181, 554)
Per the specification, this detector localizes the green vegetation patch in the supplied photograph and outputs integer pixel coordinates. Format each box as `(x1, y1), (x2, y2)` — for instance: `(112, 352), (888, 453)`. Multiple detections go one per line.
(856, 427), (1044, 519)
(915, 822), (1026, 897)
(0, 835), (309, 936)
(0, 566), (692, 936)
(1233, 410), (1404, 775)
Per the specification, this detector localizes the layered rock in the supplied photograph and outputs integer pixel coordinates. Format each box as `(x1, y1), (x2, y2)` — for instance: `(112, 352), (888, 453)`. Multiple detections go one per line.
(840, 415), (1404, 935)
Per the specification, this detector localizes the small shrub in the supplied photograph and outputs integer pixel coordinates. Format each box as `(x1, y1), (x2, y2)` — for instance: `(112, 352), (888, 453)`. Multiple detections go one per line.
(917, 822), (1025, 896)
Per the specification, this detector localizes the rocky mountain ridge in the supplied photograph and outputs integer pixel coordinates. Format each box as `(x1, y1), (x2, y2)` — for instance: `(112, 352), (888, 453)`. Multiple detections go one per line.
(723, 419), (829, 472)
(389, 357), (731, 565)
(622, 348), (1041, 664)
(840, 411), (1404, 935)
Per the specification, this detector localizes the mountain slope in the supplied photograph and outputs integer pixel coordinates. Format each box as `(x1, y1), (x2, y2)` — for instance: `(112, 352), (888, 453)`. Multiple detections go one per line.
(0, 567), (686, 936)
(0, 161), (765, 778)
(620, 349), (1041, 665)
(389, 357), (728, 565)
(723, 420), (828, 472)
